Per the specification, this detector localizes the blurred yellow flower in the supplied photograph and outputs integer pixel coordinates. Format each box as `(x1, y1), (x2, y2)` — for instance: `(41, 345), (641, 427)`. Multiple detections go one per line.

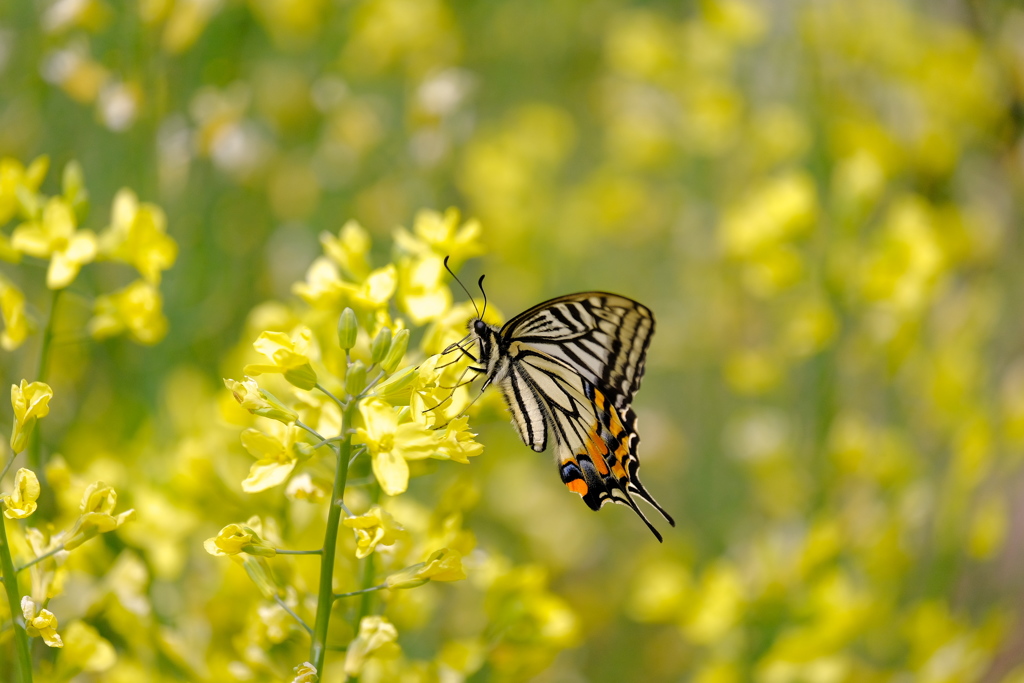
(294, 257), (398, 315)
(290, 662), (318, 683)
(244, 327), (318, 390)
(354, 398), (440, 496)
(98, 188), (177, 284)
(720, 171), (818, 259)
(398, 255), (452, 325)
(0, 277), (32, 350)
(161, 0), (219, 53)
(224, 377), (298, 424)
(2, 467), (41, 519)
(322, 220), (371, 280)
(22, 596), (63, 648)
(968, 497), (1007, 561)
(343, 505), (405, 558)
(10, 379), (53, 453)
(204, 517), (276, 557)
(724, 349), (782, 396)
(239, 426), (307, 493)
(12, 196), (98, 289)
(386, 547), (466, 589)
(682, 562), (745, 645)
(88, 279), (169, 344)
(0, 155), (48, 226)
(395, 207), (483, 266)
(63, 482), (135, 550)
(285, 472), (328, 502)
(859, 195), (945, 314)
(343, 615), (400, 677)
(58, 621), (117, 674)
(626, 559), (692, 623)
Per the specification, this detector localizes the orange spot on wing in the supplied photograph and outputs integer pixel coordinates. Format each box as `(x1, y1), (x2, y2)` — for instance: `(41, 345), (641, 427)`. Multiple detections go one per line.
(585, 425), (610, 475)
(566, 478), (589, 497)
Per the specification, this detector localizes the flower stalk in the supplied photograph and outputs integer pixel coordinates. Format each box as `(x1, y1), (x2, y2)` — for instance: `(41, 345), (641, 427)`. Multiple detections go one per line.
(309, 403), (356, 673)
(0, 515), (33, 683)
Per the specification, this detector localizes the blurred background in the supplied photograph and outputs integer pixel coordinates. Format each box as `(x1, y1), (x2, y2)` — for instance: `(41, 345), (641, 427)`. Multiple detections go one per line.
(3, 0), (1024, 681)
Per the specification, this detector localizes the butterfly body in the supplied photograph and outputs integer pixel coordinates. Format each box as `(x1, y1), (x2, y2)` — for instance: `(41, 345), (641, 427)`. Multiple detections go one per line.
(468, 292), (674, 541)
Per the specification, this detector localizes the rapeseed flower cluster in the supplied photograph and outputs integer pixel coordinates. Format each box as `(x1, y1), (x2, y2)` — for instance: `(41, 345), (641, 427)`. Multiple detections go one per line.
(0, 157), (172, 680)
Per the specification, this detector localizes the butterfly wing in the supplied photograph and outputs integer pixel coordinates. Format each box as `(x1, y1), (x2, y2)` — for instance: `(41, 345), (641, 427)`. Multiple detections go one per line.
(500, 292), (654, 412)
(495, 294), (672, 540)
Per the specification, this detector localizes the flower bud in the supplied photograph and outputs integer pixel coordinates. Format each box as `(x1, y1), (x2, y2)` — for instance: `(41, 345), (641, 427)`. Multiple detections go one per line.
(345, 360), (367, 396)
(381, 329), (410, 374)
(224, 378), (298, 424)
(372, 365), (417, 398)
(283, 363), (318, 391)
(370, 327), (392, 365)
(338, 308), (358, 351)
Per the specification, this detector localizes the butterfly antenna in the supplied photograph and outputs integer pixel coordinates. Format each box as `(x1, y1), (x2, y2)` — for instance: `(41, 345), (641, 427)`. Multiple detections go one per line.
(478, 275), (488, 319)
(444, 255), (481, 318)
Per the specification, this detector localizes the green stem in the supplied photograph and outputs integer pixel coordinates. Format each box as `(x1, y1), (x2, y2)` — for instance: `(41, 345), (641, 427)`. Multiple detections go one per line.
(274, 594), (312, 635)
(275, 549), (322, 556)
(315, 383), (346, 413)
(309, 404), (356, 673)
(0, 518), (33, 683)
(356, 484), (381, 624)
(16, 545), (65, 573)
(27, 288), (61, 476)
(0, 451), (17, 483)
(333, 584), (387, 600)
(36, 289), (61, 385)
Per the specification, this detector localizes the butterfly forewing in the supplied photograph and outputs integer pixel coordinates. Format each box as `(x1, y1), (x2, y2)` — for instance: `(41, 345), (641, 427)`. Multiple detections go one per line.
(473, 291), (673, 541)
(502, 293), (655, 412)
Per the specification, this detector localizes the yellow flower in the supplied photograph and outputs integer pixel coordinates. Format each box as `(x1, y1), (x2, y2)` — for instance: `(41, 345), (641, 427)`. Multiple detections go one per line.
(11, 196), (98, 289)
(285, 473), (328, 502)
(342, 505), (405, 558)
(0, 155), (48, 226)
(719, 171), (817, 259)
(204, 517), (277, 557)
(394, 207), (483, 266)
(436, 416), (484, 464)
(88, 279), (168, 344)
(2, 468), (40, 519)
(239, 426), (309, 493)
(293, 258), (397, 313)
(322, 220), (371, 279)
(353, 399), (441, 496)
(21, 596), (63, 648)
(10, 380), (53, 453)
(224, 377), (298, 424)
(291, 662), (319, 683)
(343, 616), (400, 677)
(98, 188), (177, 284)
(397, 255), (451, 325)
(0, 232), (20, 263)
(62, 482), (135, 550)
(57, 621), (116, 674)
(0, 277), (32, 350)
(243, 327), (318, 390)
(385, 548), (466, 589)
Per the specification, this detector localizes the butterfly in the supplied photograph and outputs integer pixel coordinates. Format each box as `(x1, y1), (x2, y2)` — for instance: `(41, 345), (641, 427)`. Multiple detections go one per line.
(444, 259), (675, 541)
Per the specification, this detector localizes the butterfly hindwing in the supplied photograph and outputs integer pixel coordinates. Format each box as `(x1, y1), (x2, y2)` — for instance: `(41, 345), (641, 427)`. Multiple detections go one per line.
(511, 336), (674, 541)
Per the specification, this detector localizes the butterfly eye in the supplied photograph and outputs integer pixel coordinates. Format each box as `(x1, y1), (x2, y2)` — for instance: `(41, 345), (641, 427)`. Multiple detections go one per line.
(473, 320), (487, 335)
